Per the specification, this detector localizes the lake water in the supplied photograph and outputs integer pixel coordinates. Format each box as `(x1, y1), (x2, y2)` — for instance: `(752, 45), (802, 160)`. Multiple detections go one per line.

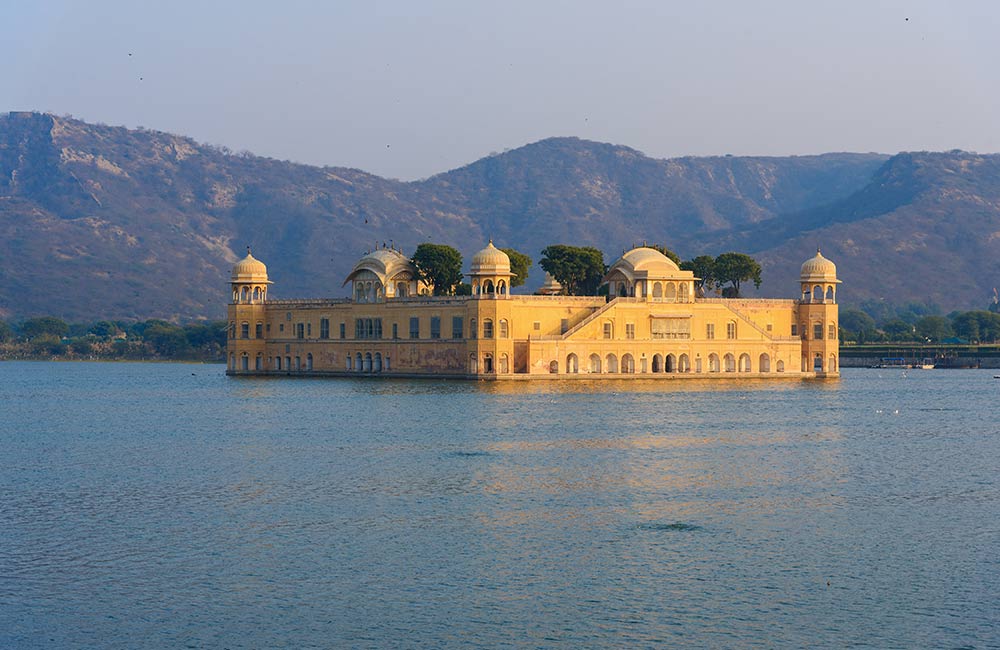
(1, 362), (998, 649)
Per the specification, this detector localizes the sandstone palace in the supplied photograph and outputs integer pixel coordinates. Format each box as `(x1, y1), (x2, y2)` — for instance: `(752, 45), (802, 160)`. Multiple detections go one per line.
(226, 243), (840, 379)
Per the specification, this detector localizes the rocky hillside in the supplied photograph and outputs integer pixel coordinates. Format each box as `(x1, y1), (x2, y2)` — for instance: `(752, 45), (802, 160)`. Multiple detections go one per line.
(2, 111), (997, 320)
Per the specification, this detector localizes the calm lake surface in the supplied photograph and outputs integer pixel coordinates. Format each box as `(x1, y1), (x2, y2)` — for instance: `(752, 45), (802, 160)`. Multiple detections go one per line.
(1, 362), (998, 649)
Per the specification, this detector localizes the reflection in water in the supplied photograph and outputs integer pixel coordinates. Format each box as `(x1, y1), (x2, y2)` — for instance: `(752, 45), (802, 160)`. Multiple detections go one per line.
(0, 363), (997, 649)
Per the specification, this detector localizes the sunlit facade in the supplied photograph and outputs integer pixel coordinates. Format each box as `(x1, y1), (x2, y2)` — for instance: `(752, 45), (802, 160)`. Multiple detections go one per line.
(227, 243), (839, 379)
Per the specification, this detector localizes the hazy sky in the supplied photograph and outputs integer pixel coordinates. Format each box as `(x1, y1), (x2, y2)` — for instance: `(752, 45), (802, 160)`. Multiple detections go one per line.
(4, 1), (999, 179)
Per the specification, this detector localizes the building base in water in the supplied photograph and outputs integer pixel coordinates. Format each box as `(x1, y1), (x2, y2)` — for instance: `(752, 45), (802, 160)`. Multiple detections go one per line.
(226, 243), (840, 379)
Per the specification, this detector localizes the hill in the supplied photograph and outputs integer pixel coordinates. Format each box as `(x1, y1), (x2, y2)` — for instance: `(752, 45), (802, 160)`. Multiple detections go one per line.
(3, 111), (997, 320)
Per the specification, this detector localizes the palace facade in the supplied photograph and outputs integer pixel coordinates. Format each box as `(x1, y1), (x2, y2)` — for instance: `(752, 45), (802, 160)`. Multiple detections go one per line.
(226, 242), (840, 379)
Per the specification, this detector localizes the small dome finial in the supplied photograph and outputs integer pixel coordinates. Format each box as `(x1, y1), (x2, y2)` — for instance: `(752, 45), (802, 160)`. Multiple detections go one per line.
(247, 245), (252, 256)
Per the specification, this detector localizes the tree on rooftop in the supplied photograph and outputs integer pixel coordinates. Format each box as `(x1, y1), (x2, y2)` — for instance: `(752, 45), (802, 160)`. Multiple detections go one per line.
(539, 245), (606, 296)
(713, 252), (762, 298)
(681, 255), (717, 292)
(412, 243), (464, 296)
(500, 248), (532, 288)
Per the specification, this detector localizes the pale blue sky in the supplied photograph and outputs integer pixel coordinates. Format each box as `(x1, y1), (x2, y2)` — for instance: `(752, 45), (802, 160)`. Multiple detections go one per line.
(4, 0), (998, 179)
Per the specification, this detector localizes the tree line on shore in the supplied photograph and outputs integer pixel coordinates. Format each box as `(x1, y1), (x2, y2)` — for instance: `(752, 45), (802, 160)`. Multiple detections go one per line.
(0, 317), (227, 361)
(840, 301), (1000, 344)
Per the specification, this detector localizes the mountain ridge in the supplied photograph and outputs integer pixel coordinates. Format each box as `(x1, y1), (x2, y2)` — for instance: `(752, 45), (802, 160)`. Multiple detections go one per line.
(2, 111), (998, 321)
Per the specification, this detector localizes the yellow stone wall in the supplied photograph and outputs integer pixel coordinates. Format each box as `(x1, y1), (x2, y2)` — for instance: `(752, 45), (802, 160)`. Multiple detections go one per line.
(228, 292), (838, 379)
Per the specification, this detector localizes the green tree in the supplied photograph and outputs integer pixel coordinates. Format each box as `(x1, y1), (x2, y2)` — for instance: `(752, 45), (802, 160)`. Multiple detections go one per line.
(143, 322), (191, 357)
(952, 311), (1000, 343)
(0, 320), (12, 343)
(713, 252), (762, 297)
(500, 248), (532, 288)
(882, 319), (916, 341)
(915, 315), (952, 342)
(680, 255), (717, 292)
(840, 309), (878, 343)
(539, 245), (606, 296)
(648, 244), (682, 266)
(89, 320), (121, 339)
(20, 317), (69, 340)
(411, 243), (464, 296)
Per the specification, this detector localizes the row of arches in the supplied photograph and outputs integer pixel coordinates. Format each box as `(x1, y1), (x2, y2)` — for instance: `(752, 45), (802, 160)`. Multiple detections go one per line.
(550, 352), (787, 375)
(471, 278), (509, 297)
(346, 351), (391, 372)
(469, 353), (510, 374)
(805, 353), (838, 373)
(801, 283), (837, 304)
(232, 284), (268, 304)
(609, 280), (694, 302)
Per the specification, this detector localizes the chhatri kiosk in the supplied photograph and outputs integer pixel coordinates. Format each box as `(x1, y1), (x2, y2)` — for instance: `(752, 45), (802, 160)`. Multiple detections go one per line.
(227, 243), (839, 379)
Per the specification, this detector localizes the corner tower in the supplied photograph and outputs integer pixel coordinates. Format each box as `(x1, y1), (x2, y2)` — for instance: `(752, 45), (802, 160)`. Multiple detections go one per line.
(469, 241), (514, 298)
(227, 248), (271, 374)
(797, 250), (841, 377)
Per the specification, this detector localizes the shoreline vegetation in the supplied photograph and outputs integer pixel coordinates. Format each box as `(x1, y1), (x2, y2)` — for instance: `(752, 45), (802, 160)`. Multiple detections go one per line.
(0, 317), (226, 363)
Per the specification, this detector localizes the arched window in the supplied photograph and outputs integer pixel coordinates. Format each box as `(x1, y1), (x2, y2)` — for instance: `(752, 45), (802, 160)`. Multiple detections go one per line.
(739, 353), (751, 372)
(589, 354), (601, 373)
(484, 354), (494, 373)
(498, 280), (507, 296)
(829, 354), (837, 372)
(240, 286), (249, 302)
(814, 354), (823, 372)
(826, 286), (835, 302)
(679, 354), (690, 372)
(484, 279), (495, 295)
(276, 356), (282, 371)
(622, 354), (635, 374)
(355, 352), (363, 371)
(618, 282), (627, 297)
(829, 323), (837, 339)
(759, 353), (770, 372)
(606, 353), (619, 373)
(652, 282), (663, 298)
(726, 321), (737, 339)
(665, 283), (677, 302)
(549, 360), (559, 374)
(499, 320), (509, 338)
(813, 285), (823, 302)
(483, 319), (494, 339)
(364, 352), (372, 372)
(255, 353), (263, 371)
(396, 282), (408, 298)
(666, 353), (677, 372)
(776, 359), (785, 372)
(240, 353), (249, 371)
(346, 355), (353, 371)
(469, 354), (478, 374)
(384, 357), (390, 371)
(294, 356), (301, 371)
(724, 353), (736, 372)
(499, 354), (509, 373)
(652, 354), (662, 372)
(373, 352), (382, 372)
(566, 353), (579, 374)
(709, 353), (720, 373)
(306, 353), (313, 371)
(470, 318), (477, 339)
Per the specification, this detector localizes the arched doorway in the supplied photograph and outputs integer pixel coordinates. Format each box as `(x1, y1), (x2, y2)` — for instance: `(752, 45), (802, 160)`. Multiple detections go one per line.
(566, 353), (579, 374)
